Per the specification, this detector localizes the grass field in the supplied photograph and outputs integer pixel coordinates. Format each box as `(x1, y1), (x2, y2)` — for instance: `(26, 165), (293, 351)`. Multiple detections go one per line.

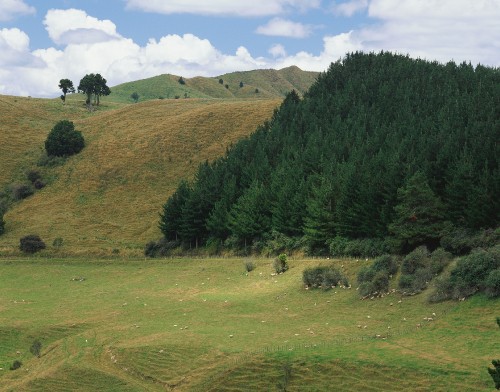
(0, 256), (498, 391)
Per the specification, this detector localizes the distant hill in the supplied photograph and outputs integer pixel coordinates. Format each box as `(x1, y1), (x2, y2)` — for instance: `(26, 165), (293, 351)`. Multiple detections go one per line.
(108, 66), (318, 103)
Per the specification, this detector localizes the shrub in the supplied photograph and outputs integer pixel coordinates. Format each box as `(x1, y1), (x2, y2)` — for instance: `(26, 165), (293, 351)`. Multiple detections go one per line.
(441, 227), (500, 255)
(10, 360), (22, 370)
(37, 152), (66, 167)
(30, 339), (42, 357)
(485, 269), (500, 298)
(429, 248), (453, 274)
(33, 179), (45, 189)
(178, 76), (185, 85)
(244, 260), (256, 272)
(45, 120), (85, 157)
(12, 184), (33, 200)
(26, 169), (41, 183)
(273, 253), (289, 273)
(372, 255), (398, 275)
(401, 246), (430, 275)
(357, 255), (398, 297)
(430, 247), (500, 301)
(52, 237), (64, 248)
(303, 266), (348, 290)
(19, 235), (46, 254)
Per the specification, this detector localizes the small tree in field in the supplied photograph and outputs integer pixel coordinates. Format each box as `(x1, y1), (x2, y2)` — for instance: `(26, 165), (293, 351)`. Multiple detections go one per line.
(58, 79), (75, 104)
(45, 120), (84, 157)
(131, 92), (139, 103)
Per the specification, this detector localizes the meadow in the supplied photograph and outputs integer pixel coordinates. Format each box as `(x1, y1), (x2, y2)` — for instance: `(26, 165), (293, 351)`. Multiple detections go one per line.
(0, 256), (498, 391)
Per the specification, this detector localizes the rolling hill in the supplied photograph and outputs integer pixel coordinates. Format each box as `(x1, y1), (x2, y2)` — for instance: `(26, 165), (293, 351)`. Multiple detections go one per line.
(108, 66), (319, 103)
(0, 95), (281, 255)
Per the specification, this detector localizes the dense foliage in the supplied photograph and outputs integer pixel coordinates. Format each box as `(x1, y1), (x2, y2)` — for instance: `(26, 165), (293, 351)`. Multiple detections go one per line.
(159, 52), (499, 254)
(45, 120), (85, 157)
(19, 234), (46, 254)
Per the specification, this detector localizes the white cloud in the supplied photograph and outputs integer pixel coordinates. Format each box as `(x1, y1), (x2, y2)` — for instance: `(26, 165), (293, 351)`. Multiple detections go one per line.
(256, 18), (313, 38)
(368, 0), (500, 20)
(0, 0), (35, 21)
(331, 0), (368, 17)
(361, 0), (500, 65)
(269, 44), (287, 58)
(1, 3), (500, 98)
(124, 0), (320, 16)
(44, 9), (121, 45)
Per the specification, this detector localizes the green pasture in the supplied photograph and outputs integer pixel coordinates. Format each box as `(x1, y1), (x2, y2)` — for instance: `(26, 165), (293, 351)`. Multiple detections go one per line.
(0, 257), (497, 391)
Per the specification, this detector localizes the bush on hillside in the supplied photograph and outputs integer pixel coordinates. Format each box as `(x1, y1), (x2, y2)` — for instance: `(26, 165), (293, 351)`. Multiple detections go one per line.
(19, 235), (46, 254)
(303, 265), (348, 290)
(244, 260), (256, 272)
(357, 254), (398, 297)
(10, 360), (22, 370)
(26, 169), (42, 184)
(399, 246), (452, 295)
(485, 269), (500, 298)
(273, 253), (289, 273)
(45, 120), (85, 157)
(430, 246), (500, 301)
(12, 184), (33, 200)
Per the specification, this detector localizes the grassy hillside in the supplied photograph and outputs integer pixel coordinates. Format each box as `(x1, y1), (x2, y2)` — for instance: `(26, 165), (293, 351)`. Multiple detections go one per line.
(0, 96), (280, 255)
(110, 66), (318, 103)
(0, 256), (497, 391)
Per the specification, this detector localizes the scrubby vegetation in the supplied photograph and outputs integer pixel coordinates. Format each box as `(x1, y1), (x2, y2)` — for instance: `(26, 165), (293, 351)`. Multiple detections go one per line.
(357, 255), (398, 297)
(430, 246), (500, 301)
(303, 265), (349, 290)
(273, 253), (289, 274)
(19, 234), (46, 254)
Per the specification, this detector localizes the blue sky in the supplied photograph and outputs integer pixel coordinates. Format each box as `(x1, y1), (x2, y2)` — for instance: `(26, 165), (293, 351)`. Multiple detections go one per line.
(1, 0), (499, 97)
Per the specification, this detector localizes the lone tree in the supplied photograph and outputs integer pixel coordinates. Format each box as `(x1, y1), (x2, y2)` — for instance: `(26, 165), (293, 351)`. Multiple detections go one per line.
(58, 79), (75, 104)
(178, 76), (185, 85)
(77, 73), (111, 108)
(131, 92), (139, 103)
(45, 120), (84, 157)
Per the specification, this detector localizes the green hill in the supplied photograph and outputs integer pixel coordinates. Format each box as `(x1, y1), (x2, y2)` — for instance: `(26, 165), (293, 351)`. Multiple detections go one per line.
(109, 66), (318, 103)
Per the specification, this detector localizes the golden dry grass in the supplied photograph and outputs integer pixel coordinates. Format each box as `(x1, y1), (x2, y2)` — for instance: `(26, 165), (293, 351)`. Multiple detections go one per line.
(0, 96), (280, 255)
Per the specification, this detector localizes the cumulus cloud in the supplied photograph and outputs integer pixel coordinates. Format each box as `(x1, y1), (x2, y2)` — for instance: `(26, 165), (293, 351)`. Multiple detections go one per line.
(331, 0), (368, 17)
(44, 9), (121, 45)
(361, 0), (500, 65)
(1, 2), (500, 97)
(124, 0), (321, 16)
(0, 0), (35, 21)
(269, 44), (287, 58)
(256, 18), (313, 38)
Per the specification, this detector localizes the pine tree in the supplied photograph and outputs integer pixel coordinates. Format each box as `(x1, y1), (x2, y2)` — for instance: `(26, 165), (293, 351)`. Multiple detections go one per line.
(389, 172), (447, 252)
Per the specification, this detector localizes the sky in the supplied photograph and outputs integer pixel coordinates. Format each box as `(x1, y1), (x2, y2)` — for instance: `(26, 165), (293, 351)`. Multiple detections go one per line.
(1, 0), (499, 98)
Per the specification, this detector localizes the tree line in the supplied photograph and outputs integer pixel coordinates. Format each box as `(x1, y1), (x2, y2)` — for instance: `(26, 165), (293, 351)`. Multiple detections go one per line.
(158, 52), (499, 255)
